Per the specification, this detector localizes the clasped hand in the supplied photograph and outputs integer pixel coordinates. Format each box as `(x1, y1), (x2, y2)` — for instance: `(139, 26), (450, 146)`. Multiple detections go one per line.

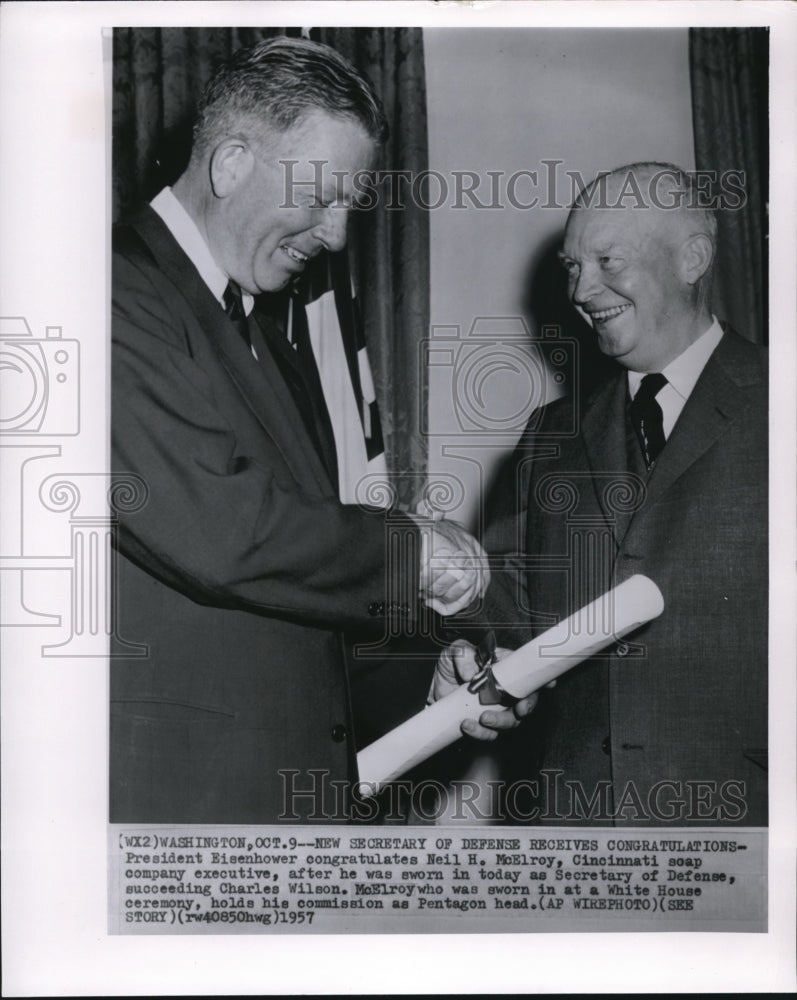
(408, 513), (490, 615)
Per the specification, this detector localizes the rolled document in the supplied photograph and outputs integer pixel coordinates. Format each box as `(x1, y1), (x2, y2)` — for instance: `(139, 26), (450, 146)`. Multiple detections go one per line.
(356, 574), (664, 794)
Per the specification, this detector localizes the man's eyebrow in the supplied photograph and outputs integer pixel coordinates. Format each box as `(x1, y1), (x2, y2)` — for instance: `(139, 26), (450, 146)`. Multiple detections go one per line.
(594, 241), (631, 254)
(320, 180), (355, 204)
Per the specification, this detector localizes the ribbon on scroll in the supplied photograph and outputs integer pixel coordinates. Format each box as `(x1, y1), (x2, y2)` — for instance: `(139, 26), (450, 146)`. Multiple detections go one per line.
(356, 574), (664, 795)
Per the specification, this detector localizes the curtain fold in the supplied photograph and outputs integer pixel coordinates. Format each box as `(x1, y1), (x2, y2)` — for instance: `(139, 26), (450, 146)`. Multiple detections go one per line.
(689, 28), (768, 345)
(314, 28), (429, 505)
(112, 28), (280, 221)
(112, 27), (429, 498)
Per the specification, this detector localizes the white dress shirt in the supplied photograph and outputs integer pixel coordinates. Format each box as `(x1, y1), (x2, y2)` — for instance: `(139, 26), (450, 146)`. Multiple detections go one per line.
(150, 187), (254, 317)
(627, 317), (724, 439)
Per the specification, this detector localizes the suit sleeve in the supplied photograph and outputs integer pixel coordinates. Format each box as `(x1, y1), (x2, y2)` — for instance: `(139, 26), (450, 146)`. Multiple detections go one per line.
(479, 418), (537, 648)
(112, 249), (420, 628)
(479, 398), (573, 648)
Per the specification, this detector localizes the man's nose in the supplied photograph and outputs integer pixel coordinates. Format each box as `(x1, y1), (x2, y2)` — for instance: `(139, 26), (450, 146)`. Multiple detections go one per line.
(571, 263), (602, 305)
(313, 206), (349, 253)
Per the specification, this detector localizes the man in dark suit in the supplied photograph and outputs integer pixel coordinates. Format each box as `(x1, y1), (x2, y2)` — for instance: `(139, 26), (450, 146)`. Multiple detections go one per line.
(110, 37), (498, 824)
(436, 162), (767, 826)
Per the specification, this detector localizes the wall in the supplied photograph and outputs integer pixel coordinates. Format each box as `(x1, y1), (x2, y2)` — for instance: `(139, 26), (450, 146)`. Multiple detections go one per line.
(423, 28), (696, 526)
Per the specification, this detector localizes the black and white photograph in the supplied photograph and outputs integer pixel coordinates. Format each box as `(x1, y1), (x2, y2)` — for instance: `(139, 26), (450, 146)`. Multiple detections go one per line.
(2, 0), (795, 994)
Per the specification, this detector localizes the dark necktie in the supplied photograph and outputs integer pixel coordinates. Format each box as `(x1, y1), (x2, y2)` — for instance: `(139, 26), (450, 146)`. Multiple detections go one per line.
(629, 372), (668, 470)
(223, 280), (251, 350)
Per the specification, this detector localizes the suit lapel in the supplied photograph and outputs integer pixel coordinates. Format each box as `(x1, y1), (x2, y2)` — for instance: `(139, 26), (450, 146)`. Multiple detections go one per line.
(580, 373), (641, 544)
(249, 303), (340, 487)
(633, 331), (761, 517)
(126, 207), (334, 494)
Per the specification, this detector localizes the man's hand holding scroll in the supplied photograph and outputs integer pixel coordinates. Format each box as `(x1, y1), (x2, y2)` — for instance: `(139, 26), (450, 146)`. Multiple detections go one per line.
(430, 638), (544, 741)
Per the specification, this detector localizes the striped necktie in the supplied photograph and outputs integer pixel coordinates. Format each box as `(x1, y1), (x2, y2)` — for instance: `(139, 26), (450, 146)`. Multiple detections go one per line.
(629, 372), (668, 470)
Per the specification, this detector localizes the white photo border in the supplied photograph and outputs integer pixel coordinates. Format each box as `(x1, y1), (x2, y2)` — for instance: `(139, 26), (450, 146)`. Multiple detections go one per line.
(1, 1), (795, 994)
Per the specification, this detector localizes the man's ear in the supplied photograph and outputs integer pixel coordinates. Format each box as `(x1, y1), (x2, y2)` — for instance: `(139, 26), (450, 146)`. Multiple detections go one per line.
(681, 232), (714, 285)
(209, 138), (254, 198)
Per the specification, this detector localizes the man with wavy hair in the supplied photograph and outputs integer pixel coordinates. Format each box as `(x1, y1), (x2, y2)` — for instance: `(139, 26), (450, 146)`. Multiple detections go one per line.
(110, 37), (496, 823)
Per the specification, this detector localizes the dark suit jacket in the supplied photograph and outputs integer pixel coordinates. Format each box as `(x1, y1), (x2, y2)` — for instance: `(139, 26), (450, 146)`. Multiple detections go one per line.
(110, 206), (419, 824)
(485, 329), (767, 826)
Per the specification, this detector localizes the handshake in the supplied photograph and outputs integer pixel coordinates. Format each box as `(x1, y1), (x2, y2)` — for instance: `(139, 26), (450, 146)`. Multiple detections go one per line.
(404, 513), (540, 741)
(407, 512), (490, 616)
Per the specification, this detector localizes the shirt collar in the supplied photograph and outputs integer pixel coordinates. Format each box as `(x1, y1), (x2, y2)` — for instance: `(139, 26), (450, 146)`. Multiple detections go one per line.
(150, 187), (254, 315)
(628, 317), (724, 400)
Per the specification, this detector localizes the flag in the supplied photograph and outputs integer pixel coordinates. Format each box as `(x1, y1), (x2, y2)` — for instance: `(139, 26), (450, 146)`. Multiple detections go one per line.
(289, 252), (389, 505)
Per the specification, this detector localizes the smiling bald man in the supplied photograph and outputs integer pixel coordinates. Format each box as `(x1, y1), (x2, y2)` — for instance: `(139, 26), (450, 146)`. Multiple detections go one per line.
(481, 162), (767, 827)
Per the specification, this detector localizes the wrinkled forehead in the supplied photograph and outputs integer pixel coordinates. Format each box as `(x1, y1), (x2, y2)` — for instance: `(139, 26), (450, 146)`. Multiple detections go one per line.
(260, 110), (378, 201)
(563, 199), (673, 256)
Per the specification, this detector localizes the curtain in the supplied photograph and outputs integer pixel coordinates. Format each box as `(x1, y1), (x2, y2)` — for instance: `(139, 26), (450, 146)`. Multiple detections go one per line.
(312, 29), (429, 506)
(689, 28), (768, 345)
(112, 27), (429, 492)
(112, 27), (285, 221)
